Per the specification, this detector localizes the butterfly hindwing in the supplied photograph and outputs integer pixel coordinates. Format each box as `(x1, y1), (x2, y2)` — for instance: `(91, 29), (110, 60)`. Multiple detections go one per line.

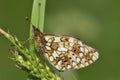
(43, 35), (99, 71)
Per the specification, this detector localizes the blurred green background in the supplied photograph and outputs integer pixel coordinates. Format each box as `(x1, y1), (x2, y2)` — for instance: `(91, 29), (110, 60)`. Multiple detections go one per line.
(0, 0), (120, 80)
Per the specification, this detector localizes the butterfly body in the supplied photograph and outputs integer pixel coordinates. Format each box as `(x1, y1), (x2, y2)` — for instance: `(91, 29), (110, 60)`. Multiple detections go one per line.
(32, 26), (99, 72)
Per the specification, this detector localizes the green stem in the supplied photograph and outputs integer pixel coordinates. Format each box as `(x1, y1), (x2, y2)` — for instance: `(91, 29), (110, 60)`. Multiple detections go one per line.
(28, 0), (47, 78)
(29, 0), (46, 53)
(29, 0), (47, 77)
(38, 0), (46, 31)
(26, 0), (61, 80)
(28, 0), (61, 79)
(30, 0), (46, 31)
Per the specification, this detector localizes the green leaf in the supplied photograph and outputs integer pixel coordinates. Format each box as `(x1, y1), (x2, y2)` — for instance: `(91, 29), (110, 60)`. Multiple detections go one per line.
(29, 0), (46, 53)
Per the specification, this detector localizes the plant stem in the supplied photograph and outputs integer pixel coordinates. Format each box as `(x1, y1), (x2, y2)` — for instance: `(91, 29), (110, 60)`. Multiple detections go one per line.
(29, 0), (47, 77)
(29, 0), (46, 53)
(30, 0), (46, 32)
(28, 0), (61, 80)
(28, 0), (47, 78)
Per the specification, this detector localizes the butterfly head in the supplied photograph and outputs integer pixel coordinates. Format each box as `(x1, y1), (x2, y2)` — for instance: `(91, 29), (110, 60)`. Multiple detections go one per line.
(32, 25), (43, 38)
(32, 26), (44, 51)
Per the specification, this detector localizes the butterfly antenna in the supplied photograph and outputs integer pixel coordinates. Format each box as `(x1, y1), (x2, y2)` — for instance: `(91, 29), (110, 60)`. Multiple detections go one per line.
(25, 17), (41, 33)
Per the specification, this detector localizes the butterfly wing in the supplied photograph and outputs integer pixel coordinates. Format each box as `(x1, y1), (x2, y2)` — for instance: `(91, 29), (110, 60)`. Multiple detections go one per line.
(43, 35), (99, 71)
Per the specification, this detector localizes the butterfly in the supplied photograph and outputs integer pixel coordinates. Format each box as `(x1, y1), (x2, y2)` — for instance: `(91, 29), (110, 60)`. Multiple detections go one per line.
(32, 26), (99, 72)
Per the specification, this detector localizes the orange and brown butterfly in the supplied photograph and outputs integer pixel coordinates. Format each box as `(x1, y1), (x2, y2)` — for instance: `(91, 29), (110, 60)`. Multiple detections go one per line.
(32, 26), (99, 72)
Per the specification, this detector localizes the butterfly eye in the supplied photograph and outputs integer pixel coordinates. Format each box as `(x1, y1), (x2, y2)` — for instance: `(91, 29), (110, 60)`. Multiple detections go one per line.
(34, 29), (40, 36)
(32, 27), (42, 37)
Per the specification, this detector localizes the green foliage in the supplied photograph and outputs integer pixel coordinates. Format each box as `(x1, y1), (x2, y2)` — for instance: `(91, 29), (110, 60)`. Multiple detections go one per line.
(0, 0), (61, 80)
(0, 28), (61, 80)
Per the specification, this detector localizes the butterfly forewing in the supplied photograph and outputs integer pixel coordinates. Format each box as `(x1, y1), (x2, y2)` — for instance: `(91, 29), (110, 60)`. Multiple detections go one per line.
(33, 27), (99, 72)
